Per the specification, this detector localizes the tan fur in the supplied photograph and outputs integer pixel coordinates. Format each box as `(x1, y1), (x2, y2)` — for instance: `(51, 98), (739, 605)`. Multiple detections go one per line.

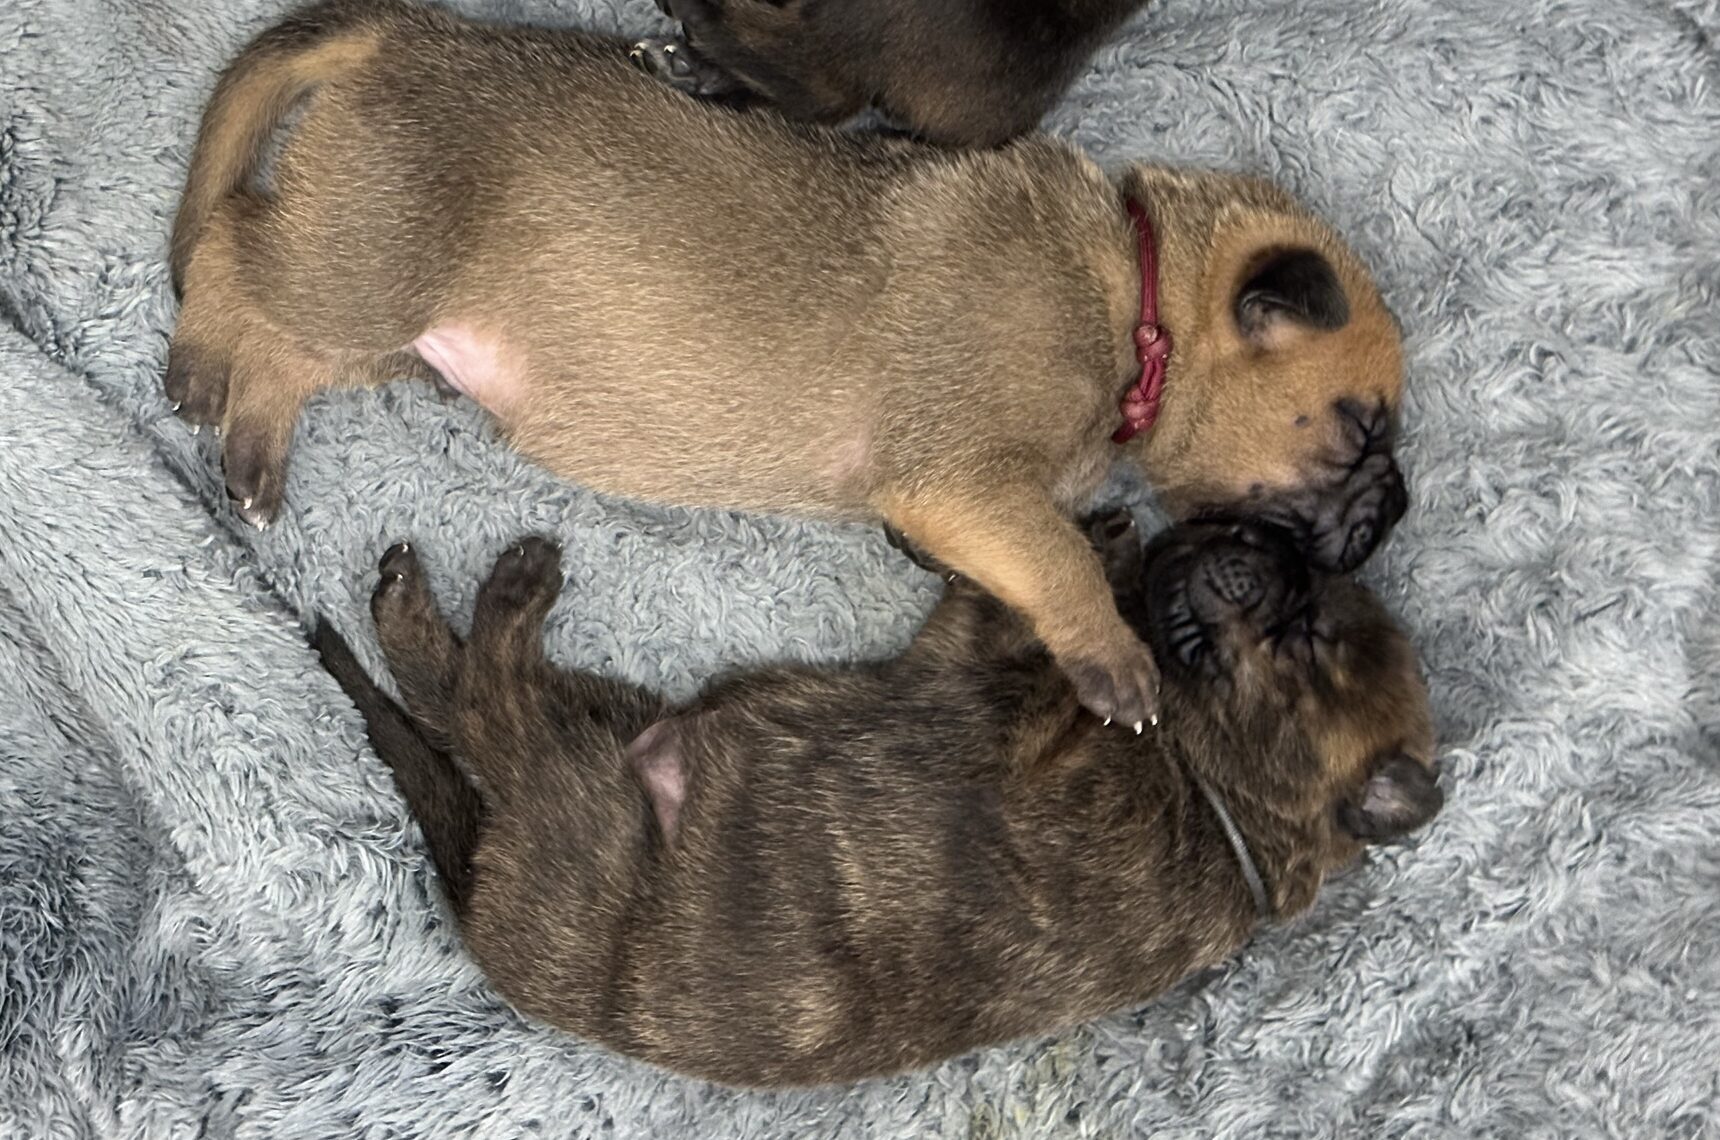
(1116, 168), (1406, 509)
(170, 0), (1407, 726)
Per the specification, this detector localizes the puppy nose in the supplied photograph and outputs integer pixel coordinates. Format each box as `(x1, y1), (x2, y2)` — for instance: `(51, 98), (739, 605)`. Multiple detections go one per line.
(1309, 451), (1406, 573)
(1184, 522), (1305, 625)
(1201, 548), (1269, 608)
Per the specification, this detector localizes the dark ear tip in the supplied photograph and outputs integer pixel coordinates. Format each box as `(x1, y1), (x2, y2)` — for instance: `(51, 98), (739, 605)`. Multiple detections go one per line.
(1340, 754), (1444, 842)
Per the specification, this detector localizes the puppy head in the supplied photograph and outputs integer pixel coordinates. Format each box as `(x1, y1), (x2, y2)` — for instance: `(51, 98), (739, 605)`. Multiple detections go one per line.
(1126, 518), (1440, 901)
(1122, 181), (1409, 574)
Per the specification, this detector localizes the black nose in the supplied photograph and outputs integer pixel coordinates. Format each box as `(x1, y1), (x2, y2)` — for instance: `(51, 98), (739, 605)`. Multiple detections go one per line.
(1246, 400), (1406, 574)
(1203, 551), (1266, 607)
(1186, 523), (1305, 624)
(1307, 450), (1407, 573)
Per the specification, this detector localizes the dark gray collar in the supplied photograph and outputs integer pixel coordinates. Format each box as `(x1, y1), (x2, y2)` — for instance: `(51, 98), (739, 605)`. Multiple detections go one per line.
(1190, 772), (1273, 921)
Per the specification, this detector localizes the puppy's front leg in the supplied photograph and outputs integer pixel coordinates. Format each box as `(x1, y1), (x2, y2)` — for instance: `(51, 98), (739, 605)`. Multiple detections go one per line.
(878, 486), (1161, 729)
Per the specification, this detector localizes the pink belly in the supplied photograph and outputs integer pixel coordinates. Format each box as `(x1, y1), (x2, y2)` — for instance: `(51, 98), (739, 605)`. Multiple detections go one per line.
(412, 325), (520, 415)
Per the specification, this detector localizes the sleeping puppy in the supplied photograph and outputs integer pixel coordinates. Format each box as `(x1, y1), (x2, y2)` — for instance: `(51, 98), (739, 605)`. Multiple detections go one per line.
(314, 514), (1443, 1088)
(632, 0), (1153, 146)
(171, 0), (1409, 730)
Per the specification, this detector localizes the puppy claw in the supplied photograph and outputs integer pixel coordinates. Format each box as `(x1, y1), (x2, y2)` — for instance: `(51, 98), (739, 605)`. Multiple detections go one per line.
(477, 535), (565, 618)
(1103, 716), (1112, 727)
(1063, 641), (1163, 730)
(628, 36), (741, 97)
(221, 420), (291, 528)
(1134, 721), (1144, 735)
(379, 541), (419, 583)
(190, 424), (200, 436)
(1150, 713), (1159, 728)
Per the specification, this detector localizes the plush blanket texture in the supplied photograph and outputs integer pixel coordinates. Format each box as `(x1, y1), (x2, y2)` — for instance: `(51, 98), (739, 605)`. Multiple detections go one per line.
(2, 0), (1717, 1135)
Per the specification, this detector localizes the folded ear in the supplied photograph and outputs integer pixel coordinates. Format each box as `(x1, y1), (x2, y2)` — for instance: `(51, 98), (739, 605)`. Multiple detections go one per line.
(1234, 248), (1350, 349)
(1337, 753), (1443, 841)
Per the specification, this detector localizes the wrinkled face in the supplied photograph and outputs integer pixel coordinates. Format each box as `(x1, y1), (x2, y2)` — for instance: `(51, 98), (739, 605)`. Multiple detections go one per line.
(1125, 519), (1441, 852)
(1134, 237), (1410, 575)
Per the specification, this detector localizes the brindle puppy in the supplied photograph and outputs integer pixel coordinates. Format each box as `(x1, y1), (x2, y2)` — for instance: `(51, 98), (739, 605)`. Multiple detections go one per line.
(173, 0), (1409, 729)
(632, 0), (1153, 147)
(316, 515), (1442, 1087)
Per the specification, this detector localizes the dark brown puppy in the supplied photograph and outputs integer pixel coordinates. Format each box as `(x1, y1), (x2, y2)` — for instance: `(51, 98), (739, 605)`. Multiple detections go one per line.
(315, 516), (1442, 1088)
(172, 0), (1409, 729)
(631, 0), (1150, 146)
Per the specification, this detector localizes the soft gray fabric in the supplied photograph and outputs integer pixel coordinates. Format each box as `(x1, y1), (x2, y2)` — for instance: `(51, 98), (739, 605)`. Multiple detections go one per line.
(2, 0), (1717, 1134)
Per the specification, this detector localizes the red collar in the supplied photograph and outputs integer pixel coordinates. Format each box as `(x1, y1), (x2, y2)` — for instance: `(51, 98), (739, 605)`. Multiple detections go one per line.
(1112, 198), (1171, 444)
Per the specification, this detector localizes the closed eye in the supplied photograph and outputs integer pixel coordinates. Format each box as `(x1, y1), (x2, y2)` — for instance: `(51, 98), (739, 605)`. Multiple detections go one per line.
(1171, 621), (1208, 669)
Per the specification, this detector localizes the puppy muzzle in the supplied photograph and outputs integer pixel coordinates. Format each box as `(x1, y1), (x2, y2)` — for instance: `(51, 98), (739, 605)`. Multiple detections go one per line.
(1144, 522), (1311, 672)
(1252, 399), (1408, 574)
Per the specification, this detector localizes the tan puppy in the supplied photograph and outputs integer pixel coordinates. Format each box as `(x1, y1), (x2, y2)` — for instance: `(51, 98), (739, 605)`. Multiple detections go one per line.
(169, 0), (1408, 728)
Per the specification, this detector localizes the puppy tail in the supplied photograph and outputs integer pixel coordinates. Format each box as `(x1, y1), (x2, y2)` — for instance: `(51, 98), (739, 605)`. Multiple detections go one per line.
(314, 619), (481, 914)
(169, 1), (385, 292)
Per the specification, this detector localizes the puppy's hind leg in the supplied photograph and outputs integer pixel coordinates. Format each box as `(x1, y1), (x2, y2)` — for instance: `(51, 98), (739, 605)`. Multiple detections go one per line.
(370, 541), (464, 749)
(167, 203), (249, 431)
(468, 536), (565, 667)
(315, 620), (481, 911)
(170, 202), (340, 527)
(464, 538), (678, 839)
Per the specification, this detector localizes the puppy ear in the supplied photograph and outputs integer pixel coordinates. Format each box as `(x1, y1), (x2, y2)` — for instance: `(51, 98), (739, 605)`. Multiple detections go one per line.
(1234, 249), (1350, 349)
(1337, 753), (1443, 841)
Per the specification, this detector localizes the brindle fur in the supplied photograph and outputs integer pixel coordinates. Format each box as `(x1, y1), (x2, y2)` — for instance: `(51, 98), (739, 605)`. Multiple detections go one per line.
(315, 516), (1442, 1087)
(172, 0), (1408, 729)
(632, 0), (1151, 147)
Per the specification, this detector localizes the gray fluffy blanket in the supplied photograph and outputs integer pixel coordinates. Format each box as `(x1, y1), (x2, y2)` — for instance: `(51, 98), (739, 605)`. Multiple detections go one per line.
(2, 0), (1718, 1135)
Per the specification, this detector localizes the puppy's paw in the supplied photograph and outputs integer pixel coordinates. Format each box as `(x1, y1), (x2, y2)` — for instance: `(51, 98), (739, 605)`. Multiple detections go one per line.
(378, 541), (421, 587)
(628, 37), (743, 99)
(371, 540), (438, 632)
(165, 341), (230, 427)
(371, 546), (437, 669)
(481, 536), (564, 616)
(1061, 635), (1162, 732)
(220, 415), (293, 528)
